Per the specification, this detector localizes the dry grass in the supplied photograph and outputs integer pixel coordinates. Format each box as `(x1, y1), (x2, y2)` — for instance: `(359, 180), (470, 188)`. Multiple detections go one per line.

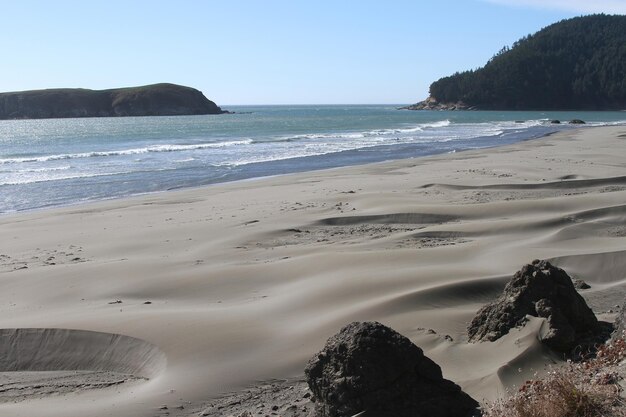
(483, 334), (625, 417)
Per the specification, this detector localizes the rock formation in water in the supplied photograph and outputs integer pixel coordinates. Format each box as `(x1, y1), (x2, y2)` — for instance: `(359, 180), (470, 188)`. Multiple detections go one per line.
(399, 96), (472, 111)
(0, 83), (226, 119)
(305, 321), (478, 417)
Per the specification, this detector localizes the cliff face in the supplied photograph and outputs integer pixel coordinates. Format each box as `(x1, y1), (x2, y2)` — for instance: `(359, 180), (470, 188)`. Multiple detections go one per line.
(0, 83), (225, 119)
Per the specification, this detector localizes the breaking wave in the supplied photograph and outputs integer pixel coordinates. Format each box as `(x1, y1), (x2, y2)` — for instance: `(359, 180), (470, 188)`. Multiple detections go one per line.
(0, 139), (253, 165)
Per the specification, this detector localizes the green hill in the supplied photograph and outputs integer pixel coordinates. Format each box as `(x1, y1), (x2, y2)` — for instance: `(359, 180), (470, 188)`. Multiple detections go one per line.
(412, 14), (626, 110)
(0, 83), (226, 120)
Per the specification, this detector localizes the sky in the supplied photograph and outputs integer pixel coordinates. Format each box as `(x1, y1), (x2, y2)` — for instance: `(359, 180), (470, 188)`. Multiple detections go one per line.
(1, 0), (624, 105)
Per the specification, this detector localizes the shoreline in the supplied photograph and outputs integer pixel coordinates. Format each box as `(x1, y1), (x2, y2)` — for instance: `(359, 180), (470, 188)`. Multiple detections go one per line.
(0, 124), (593, 218)
(0, 125), (625, 416)
(3, 105), (625, 215)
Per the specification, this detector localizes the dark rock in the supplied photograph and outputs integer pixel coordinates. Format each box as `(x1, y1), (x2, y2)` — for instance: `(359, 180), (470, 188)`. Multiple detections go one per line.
(399, 96), (471, 111)
(305, 321), (478, 417)
(0, 83), (226, 120)
(569, 119), (586, 124)
(573, 279), (591, 290)
(467, 260), (601, 352)
(611, 301), (626, 341)
(550, 119), (561, 124)
(535, 298), (576, 350)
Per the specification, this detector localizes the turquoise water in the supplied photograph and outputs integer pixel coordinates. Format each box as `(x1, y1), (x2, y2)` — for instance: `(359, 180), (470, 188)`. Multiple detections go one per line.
(0, 105), (624, 213)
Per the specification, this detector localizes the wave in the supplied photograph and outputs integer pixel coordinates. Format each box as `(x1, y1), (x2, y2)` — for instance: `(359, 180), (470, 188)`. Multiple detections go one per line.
(221, 120), (527, 167)
(5, 117), (618, 176)
(586, 119), (626, 127)
(0, 118), (572, 173)
(254, 132), (367, 144)
(0, 165), (214, 186)
(145, 139), (253, 152)
(1, 170), (136, 186)
(513, 119), (626, 128)
(1, 120), (461, 167)
(0, 139), (253, 165)
(261, 120), (454, 144)
(422, 119), (452, 128)
(174, 157), (197, 163)
(18, 166), (72, 173)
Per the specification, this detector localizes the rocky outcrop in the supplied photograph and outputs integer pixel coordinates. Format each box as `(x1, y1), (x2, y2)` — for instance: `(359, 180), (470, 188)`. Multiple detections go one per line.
(573, 279), (591, 290)
(611, 302), (626, 342)
(468, 260), (602, 352)
(569, 119), (586, 124)
(305, 321), (478, 417)
(0, 83), (226, 119)
(400, 96), (472, 111)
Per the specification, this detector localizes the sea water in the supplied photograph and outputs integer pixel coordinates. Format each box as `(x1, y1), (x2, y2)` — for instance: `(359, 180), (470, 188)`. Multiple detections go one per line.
(0, 105), (624, 213)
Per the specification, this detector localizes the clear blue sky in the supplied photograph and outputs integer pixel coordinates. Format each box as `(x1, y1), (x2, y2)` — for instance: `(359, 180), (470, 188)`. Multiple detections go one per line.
(1, 0), (624, 105)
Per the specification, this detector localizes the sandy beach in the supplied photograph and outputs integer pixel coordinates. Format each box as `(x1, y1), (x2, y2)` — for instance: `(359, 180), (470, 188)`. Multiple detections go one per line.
(0, 125), (624, 416)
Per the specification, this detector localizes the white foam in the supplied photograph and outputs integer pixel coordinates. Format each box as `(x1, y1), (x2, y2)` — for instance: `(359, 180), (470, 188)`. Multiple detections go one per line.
(586, 119), (626, 126)
(422, 119), (452, 128)
(1, 170), (135, 185)
(266, 120), (453, 144)
(0, 139), (253, 165)
(18, 166), (72, 173)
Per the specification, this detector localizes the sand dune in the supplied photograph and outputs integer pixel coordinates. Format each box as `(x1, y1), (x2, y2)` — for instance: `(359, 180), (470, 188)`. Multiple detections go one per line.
(0, 328), (165, 377)
(0, 126), (624, 416)
(0, 328), (165, 404)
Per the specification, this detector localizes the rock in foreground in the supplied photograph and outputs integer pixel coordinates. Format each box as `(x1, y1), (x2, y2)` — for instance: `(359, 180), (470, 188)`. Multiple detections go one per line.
(468, 260), (601, 352)
(0, 83), (225, 119)
(305, 321), (478, 417)
(611, 301), (626, 342)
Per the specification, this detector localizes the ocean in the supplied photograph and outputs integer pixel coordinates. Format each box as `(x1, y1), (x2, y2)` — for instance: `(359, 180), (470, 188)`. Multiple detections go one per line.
(0, 105), (624, 213)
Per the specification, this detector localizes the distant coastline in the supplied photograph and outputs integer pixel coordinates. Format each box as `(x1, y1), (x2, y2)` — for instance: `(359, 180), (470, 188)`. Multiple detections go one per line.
(405, 15), (626, 112)
(0, 83), (226, 120)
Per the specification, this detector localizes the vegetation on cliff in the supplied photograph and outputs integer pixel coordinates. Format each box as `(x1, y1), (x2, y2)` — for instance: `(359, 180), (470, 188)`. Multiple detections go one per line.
(423, 15), (626, 110)
(0, 83), (225, 119)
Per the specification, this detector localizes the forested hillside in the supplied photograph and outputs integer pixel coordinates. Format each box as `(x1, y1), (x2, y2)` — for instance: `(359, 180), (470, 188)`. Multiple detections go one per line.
(427, 15), (626, 110)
